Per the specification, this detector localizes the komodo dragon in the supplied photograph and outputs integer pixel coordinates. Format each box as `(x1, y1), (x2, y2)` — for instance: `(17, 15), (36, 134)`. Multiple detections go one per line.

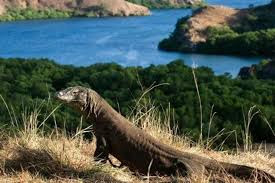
(56, 86), (275, 182)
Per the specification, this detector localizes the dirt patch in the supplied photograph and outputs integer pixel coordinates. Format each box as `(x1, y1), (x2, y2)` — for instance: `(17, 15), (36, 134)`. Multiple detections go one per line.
(186, 6), (241, 45)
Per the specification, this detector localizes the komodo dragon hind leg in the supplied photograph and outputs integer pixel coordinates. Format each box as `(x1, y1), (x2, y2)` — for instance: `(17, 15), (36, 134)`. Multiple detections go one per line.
(174, 158), (206, 178)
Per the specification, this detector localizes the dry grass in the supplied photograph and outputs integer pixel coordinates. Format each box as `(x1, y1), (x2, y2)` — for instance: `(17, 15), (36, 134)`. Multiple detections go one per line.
(185, 5), (250, 45)
(0, 106), (139, 183)
(0, 99), (274, 183)
(0, 131), (139, 183)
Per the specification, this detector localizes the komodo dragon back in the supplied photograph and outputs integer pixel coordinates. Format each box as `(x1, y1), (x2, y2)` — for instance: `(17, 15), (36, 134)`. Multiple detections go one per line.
(56, 86), (275, 182)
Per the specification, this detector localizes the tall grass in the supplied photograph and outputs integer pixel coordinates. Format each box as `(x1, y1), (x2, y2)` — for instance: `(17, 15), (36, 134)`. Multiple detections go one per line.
(242, 106), (275, 153)
(242, 106), (260, 152)
(190, 67), (275, 154)
(192, 67), (203, 145)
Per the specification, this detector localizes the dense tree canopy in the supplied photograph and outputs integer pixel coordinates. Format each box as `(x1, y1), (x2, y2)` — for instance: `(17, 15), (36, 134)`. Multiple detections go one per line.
(197, 27), (275, 56)
(0, 58), (274, 146)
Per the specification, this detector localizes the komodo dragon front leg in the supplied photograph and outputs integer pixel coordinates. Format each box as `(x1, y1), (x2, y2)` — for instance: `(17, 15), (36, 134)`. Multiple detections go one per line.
(94, 136), (109, 163)
(94, 136), (123, 168)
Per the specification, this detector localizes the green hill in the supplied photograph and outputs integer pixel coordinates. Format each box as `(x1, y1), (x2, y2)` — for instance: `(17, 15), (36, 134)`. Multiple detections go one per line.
(159, 2), (275, 56)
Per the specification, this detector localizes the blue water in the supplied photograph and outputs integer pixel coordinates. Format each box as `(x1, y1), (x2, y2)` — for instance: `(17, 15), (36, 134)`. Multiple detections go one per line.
(0, 0), (271, 76)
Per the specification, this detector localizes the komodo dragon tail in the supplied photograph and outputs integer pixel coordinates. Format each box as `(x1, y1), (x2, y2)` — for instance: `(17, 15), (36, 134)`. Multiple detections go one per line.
(181, 153), (275, 182)
(220, 162), (275, 182)
(202, 157), (275, 182)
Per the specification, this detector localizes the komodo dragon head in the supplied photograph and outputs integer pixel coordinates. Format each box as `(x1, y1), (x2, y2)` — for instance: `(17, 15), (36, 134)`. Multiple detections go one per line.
(55, 86), (101, 114)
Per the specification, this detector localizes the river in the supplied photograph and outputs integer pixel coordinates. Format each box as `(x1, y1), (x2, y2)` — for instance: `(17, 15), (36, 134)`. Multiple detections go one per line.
(0, 0), (271, 76)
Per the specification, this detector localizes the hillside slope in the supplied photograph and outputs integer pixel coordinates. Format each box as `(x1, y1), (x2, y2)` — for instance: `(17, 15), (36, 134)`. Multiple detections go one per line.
(126, 0), (202, 8)
(159, 2), (275, 56)
(0, 0), (150, 21)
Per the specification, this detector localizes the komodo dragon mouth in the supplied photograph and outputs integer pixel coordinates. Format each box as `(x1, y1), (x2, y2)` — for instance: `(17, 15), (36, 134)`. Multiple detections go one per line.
(56, 86), (103, 117)
(56, 86), (275, 182)
(55, 86), (94, 112)
(56, 86), (87, 104)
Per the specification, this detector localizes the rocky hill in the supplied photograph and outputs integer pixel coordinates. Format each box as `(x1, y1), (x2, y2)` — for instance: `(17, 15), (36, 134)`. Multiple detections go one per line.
(159, 2), (275, 56)
(0, 0), (150, 21)
(239, 58), (275, 80)
(126, 0), (202, 8)
(162, 5), (241, 50)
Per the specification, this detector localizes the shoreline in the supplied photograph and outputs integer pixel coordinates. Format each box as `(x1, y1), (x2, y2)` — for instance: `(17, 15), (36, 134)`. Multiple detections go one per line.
(0, 2), (205, 22)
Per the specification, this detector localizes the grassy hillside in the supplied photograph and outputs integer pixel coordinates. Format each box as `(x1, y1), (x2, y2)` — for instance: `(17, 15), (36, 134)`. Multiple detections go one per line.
(0, 98), (274, 182)
(0, 58), (275, 146)
(159, 2), (275, 56)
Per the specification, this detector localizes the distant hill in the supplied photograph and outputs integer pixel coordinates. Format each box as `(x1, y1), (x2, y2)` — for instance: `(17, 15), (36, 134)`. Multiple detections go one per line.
(159, 2), (275, 56)
(0, 0), (150, 21)
(126, 0), (202, 8)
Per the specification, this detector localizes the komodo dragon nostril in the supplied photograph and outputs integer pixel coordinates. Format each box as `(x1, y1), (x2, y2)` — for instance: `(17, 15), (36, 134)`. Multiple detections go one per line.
(55, 91), (63, 99)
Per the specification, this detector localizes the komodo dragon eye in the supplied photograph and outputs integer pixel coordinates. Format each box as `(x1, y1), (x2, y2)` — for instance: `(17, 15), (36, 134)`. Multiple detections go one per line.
(72, 90), (78, 95)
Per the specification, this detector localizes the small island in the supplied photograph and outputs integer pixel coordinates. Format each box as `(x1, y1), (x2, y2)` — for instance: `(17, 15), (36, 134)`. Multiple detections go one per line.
(159, 1), (275, 56)
(0, 0), (150, 21)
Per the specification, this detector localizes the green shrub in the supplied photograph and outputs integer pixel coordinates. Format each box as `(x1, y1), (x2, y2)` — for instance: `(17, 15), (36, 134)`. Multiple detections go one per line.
(0, 8), (74, 22)
(197, 27), (275, 56)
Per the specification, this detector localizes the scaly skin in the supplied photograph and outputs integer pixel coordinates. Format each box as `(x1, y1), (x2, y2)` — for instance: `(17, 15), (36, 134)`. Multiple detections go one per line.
(56, 86), (275, 181)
